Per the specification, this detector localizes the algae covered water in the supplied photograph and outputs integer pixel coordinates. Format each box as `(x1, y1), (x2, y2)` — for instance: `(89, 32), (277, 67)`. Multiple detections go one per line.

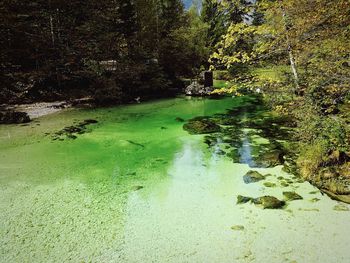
(1, 96), (350, 262)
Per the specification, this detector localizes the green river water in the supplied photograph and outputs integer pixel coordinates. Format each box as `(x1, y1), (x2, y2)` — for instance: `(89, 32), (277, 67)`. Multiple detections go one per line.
(0, 96), (349, 262)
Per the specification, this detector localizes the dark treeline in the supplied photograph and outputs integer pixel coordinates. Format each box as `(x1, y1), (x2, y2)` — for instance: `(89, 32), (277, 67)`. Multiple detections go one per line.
(0, 0), (208, 104)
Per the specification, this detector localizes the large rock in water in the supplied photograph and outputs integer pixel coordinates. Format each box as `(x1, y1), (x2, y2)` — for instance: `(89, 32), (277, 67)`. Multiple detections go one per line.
(183, 119), (220, 134)
(243, 170), (266, 184)
(253, 149), (284, 168)
(253, 196), (286, 209)
(0, 110), (30, 124)
(185, 81), (213, 96)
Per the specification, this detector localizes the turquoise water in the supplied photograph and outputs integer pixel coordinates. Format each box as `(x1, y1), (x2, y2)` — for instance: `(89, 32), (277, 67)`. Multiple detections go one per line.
(0, 96), (349, 262)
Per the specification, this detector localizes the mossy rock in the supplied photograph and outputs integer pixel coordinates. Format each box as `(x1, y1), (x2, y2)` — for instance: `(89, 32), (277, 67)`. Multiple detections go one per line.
(183, 119), (221, 134)
(243, 170), (265, 184)
(310, 198), (320, 203)
(231, 225), (245, 231)
(226, 149), (240, 162)
(237, 195), (253, 204)
(254, 149), (284, 168)
(280, 182), (289, 187)
(253, 196), (286, 209)
(283, 191), (303, 201)
(263, 182), (276, 188)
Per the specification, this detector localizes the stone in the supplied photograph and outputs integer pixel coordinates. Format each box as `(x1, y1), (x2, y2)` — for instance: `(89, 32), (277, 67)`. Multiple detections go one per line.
(253, 196), (286, 209)
(243, 170), (265, 184)
(280, 182), (289, 187)
(283, 191), (303, 201)
(310, 198), (320, 203)
(237, 195), (253, 204)
(183, 119), (220, 134)
(254, 149), (284, 168)
(263, 182), (276, 188)
(185, 80), (214, 96)
(0, 110), (30, 124)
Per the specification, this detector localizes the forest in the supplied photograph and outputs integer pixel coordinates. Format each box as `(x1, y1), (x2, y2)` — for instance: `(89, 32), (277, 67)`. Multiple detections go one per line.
(1, 0), (350, 262)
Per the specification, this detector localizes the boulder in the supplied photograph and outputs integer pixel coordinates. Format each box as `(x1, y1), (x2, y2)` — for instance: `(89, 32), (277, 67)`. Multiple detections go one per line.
(0, 110), (30, 124)
(253, 149), (284, 168)
(185, 81), (213, 96)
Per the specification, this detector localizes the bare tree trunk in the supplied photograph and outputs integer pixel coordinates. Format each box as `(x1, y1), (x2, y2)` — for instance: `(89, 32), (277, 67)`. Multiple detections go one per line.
(50, 14), (55, 47)
(280, 2), (300, 92)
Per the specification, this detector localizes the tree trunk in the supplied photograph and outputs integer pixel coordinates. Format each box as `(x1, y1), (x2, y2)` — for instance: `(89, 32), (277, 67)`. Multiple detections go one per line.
(50, 14), (55, 47)
(280, 2), (300, 92)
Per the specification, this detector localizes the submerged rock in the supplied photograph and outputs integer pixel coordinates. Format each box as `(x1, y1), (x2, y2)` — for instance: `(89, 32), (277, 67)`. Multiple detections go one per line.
(243, 170), (265, 184)
(253, 196), (286, 209)
(310, 198), (320, 203)
(183, 119), (220, 134)
(333, 204), (349, 211)
(231, 225), (245, 231)
(175, 117), (185, 122)
(283, 191), (303, 201)
(280, 182), (289, 187)
(254, 149), (284, 168)
(52, 119), (98, 141)
(237, 195), (253, 204)
(263, 182), (276, 188)
(237, 195), (285, 209)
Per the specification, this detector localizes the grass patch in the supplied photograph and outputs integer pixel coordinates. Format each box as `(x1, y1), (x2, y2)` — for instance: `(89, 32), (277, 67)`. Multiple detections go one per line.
(213, 79), (233, 89)
(250, 65), (290, 82)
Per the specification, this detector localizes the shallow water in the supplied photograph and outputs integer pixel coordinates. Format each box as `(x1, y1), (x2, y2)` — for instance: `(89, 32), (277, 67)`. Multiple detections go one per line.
(0, 96), (349, 262)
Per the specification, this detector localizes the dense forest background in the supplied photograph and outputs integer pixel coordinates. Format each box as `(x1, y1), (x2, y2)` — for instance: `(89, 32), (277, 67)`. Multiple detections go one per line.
(0, 0), (208, 104)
